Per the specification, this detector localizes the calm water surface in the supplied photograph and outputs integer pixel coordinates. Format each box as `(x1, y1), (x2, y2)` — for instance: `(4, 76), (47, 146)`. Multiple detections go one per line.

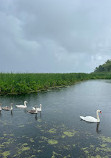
(0, 80), (111, 158)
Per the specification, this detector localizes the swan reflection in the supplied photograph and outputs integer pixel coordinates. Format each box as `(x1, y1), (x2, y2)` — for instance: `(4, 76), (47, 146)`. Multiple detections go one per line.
(35, 114), (38, 120)
(24, 109), (27, 113)
(96, 122), (101, 134)
(40, 112), (42, 118)
(11, 110), (13, 116)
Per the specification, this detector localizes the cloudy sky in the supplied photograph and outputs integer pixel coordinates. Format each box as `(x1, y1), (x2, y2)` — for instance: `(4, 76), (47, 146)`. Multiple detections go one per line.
(0, 0), (111, 73)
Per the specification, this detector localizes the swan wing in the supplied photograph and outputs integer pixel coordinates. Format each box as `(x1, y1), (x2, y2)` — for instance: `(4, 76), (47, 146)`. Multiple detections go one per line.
(28, 109), (37, 114)
(16, 105), (22, 108)
(16, 105), (27, 108)
(80, 116), (97, 122)
(37, 108), (41, 112)
(16, 105), (21, 107)
(80, 116), (85, 120)
(2, 106), (10, 110)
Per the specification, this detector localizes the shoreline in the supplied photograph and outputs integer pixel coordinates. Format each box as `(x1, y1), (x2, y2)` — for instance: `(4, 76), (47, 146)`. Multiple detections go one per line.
(0, 72), (111, 96)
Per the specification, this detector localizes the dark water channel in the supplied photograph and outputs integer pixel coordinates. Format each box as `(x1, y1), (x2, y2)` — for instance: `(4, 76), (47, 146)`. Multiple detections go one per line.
(0, 80), (111, 158)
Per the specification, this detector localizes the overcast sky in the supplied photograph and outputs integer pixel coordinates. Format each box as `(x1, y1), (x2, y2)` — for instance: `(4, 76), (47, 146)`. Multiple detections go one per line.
(0, 0), (111, 73)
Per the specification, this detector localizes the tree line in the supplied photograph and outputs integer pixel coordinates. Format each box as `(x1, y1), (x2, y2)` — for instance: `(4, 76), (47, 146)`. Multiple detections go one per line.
(94, 60), (111, 72)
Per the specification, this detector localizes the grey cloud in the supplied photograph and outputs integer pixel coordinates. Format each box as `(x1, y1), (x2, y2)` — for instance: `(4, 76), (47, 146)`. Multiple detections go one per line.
(14, 0), (111, 53)
(0, 0), (111, 73)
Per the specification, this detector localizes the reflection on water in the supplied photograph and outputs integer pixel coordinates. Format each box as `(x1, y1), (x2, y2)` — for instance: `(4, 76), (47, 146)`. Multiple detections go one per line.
(40, 112), (42, 118)
(11, 111), (13, 116)
(0, 80), (111, 157)
(96, 123), (101, 134)
(35, 114), (38, 120)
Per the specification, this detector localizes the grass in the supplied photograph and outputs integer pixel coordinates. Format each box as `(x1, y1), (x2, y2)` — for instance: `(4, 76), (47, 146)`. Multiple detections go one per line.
(0, 72), (111, 95)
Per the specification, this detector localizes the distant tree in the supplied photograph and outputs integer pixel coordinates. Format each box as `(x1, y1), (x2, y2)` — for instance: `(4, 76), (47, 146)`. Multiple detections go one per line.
(94, 59), (111, 73)
(98, 65), (104, 72)
(105, 60), (111, 64)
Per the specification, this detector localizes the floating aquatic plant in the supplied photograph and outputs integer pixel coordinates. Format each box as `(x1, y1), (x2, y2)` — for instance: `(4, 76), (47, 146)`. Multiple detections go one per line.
(63, 130), (77, 137)
(48, 139), (58, 145)
(51, 151), (62, 158)
(100, 136), (111, 143)
(63, 145), (71, 150)
(30, 138), (34, 143)
(37, 150), (42, 153)
(22, 146), (30, 151)
(2, 151), (10, 158)
(41, 136), (48, 141)
(48, 128), (57, 134)
(15, 143), (30, 156)
(30, 155), (36, 158)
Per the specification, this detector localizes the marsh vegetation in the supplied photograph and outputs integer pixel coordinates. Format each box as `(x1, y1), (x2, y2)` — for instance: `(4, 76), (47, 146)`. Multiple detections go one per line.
(0, 72), (111, 95)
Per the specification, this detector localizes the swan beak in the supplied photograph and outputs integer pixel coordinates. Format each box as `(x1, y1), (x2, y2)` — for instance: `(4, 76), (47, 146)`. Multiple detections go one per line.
(100, 111), (102, 114)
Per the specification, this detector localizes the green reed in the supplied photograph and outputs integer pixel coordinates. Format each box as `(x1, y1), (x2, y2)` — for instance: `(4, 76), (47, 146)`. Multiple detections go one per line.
(0, 72), (111, 95)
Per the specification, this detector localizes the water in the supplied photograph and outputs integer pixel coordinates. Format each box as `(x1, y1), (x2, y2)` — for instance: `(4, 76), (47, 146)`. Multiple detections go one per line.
(0, 80), (111, 157)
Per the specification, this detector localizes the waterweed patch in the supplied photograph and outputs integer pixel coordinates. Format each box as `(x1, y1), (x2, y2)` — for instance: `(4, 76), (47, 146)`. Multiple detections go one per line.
(1, 138), (14, 149)
(0, 137), (4, 140)
(30, 138), (34, 143)
(61, 135), (66, 138)
(38, 119), (42, 123)
(48, 128), (57, 134)
(90, 155), (101, 158)
(100, 144), (107, 148)
(41, 136), (48, 141)
(96, 147), (111, 152)
(63, 145), (71, 150)
(37, 150), (42, 153)
(30, 155), (36, 158)
(22, 143), (28, 146)
(63, 130), (77, 137)
(100, 136), (111, 143)
(2, 151), (10, 158)
(82, 142), (111, 158)
(16, 143), (30, 156)
(48, 139), (58, 145)
(82, 147), (89, 155)
(51, 151), (62, 158)
(22, 146), (30, 151)
(63, 155), (71, 158)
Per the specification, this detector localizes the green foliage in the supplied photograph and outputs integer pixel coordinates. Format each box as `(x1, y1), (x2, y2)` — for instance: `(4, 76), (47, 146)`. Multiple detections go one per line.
(0, 72), (111, 95)
(94, 60), (111, 72)
(0, 73), (91, 95)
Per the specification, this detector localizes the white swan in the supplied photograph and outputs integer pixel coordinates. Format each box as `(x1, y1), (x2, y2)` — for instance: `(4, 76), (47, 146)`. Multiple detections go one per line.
(2, 103), (13, 111)
(27, 107), (38, 114)
(16, 101), (28, 108)
(33, 104), (42, 112)
(80, 110), (102, 123)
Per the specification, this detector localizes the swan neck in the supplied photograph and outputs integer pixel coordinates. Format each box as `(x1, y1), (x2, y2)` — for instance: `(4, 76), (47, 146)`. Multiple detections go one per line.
(96, 111), (100, 122)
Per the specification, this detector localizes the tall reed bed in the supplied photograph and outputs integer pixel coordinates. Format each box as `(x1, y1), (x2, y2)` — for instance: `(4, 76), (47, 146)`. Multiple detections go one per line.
(0, 73), (89, 95)
(0, 72), (110, 95)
